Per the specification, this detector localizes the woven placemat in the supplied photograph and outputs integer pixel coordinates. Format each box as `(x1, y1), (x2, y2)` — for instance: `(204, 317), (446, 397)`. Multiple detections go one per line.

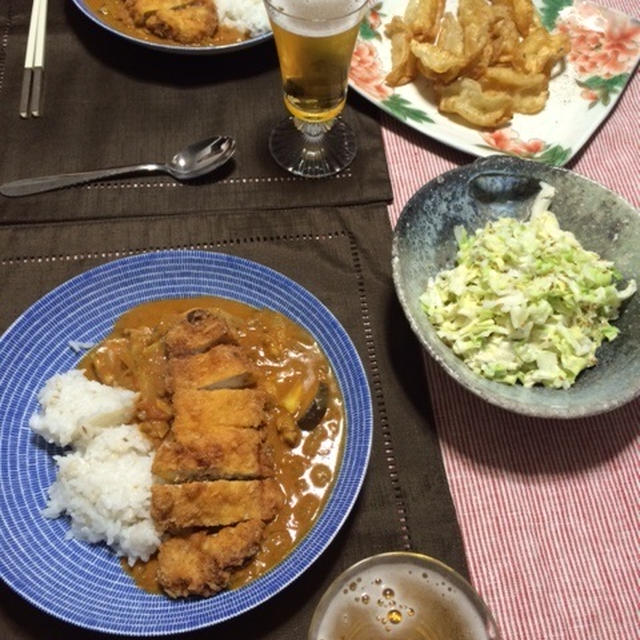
(0, 2), (391, 224)
(0, 204), (466, 638)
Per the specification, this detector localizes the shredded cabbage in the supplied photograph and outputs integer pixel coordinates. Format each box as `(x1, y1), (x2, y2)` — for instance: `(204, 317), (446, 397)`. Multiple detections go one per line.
(420, 184), (636, 389)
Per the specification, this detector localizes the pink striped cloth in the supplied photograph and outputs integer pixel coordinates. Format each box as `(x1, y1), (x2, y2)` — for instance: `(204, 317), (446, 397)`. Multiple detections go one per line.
(379, 1), (640, 637)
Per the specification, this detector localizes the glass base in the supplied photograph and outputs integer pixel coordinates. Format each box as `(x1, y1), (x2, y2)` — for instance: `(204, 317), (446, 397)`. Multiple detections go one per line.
(268, 116), (357, 178)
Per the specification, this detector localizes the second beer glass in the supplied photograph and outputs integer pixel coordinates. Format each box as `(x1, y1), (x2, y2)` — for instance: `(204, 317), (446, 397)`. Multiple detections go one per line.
(263, 0), (369, 178)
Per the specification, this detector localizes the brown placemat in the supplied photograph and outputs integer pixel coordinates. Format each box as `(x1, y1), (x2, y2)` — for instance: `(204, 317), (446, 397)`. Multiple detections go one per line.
(0, 204), (466, 638)
(0, 2), (392, 224)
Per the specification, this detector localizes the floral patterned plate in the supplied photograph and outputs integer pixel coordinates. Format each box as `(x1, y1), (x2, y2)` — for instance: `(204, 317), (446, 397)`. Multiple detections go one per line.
(349, 0), (640, 165)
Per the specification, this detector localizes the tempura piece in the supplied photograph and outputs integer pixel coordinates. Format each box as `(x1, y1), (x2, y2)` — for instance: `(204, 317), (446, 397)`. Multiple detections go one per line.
(157, 520), (266, 598)
(458, 0), (492, 65)
(152, 430), (274, 482)
(488, 5), (521, 65)
(411, 13), (467, 84)
(404, 0), (445, 42)
(480, 66), (549, 114)
(168, 344), (257, 391)
(436, 77), (513, 127)
(385, 17), (418, 86)
(513, 26), (570, 75)
(384, 0), (569, 127)
(511, 0), (535, 36)
(164, 308), (236, 357)
(151, 479), (283, 531)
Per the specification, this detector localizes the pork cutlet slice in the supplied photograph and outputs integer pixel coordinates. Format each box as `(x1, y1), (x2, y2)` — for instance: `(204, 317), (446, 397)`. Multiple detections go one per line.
(157, 520), (266, 598)
(152, 430), (274, 482)
(171, 388), (269, 450)
(125, 0), (218, 45)
(151, 478), (283, 531)
(168, 344), (257, 391)
(164, 308), (236, 357)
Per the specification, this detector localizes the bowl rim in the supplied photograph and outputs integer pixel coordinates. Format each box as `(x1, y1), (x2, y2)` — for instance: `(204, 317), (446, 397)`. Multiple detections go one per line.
(391, 155), (640, 419)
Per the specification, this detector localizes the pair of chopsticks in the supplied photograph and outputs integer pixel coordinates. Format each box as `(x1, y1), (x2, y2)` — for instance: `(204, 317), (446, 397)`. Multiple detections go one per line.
(19, 0), (48, 118)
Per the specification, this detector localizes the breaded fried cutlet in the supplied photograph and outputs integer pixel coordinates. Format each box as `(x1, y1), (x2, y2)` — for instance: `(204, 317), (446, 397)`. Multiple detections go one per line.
(157, 520), (266, 598)
(151, 479), (284, 531)
(125, 0), (218, 45)
(164, 308), (236, 357)
(152, 430), (274, 482)
(172, 389), (268, 445)
(168, 344), (257, 392)
(124, 0), (168, 24)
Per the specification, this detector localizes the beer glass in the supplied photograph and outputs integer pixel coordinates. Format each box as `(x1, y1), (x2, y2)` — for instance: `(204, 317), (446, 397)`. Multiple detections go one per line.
(263, 0), (369, 178)
(308, 552), (502, 640)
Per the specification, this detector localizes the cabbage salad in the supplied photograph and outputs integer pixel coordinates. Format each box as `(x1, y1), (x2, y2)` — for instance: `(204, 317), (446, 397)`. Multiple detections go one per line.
(420, 184), (636, 388)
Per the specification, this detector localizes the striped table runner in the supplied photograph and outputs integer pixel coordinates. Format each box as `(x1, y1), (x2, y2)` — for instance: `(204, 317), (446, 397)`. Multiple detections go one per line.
(380, 1), (639, 636)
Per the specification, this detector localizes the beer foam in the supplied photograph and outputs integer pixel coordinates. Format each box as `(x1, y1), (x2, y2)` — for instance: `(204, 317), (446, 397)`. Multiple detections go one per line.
(267, 0), (366, 36)
(313, 561), (493, 640)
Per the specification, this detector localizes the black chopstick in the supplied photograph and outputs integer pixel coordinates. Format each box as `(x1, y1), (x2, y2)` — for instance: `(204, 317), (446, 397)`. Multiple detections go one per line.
(19, 0), (48, 119)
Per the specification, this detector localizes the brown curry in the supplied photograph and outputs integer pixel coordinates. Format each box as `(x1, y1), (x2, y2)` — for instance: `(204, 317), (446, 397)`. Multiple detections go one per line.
(81, 297), (344, 596)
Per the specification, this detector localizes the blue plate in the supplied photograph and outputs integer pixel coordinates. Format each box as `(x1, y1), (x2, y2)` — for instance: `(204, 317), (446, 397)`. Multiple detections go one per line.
(71, 0), (273, 55)
(0, 251), (372, 635)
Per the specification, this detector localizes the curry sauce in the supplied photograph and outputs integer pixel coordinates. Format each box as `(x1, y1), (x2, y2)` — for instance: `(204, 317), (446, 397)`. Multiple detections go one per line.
(85, 0), (248, 46)
(83, 297), (344, 595)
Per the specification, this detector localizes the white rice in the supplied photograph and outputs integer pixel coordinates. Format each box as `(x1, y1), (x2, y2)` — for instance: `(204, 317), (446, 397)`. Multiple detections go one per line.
(216, 0), (270, 36)
(29, 369), (137, 449)
(30, 370), (160, 564)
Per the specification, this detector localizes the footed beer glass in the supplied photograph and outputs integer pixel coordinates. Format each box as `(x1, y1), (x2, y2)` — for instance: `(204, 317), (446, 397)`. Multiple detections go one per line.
(263, 0), (369, 178)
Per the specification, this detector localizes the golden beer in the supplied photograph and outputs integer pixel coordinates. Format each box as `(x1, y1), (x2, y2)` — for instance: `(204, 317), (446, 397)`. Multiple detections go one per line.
(266, 0), (366, 123)
(309, 555), (500, 640)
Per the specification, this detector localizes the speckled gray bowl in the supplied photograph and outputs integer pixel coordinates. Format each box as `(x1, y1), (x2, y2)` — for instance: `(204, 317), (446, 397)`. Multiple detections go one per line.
(392, 155), (640, 419)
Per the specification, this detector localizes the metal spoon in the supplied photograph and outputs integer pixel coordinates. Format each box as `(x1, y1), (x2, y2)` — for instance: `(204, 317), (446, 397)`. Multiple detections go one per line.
(0, 136), (236, 197)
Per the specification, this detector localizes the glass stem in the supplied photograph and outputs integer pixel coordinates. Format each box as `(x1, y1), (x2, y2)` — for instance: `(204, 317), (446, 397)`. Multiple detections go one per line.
(293, 117), (336, 140)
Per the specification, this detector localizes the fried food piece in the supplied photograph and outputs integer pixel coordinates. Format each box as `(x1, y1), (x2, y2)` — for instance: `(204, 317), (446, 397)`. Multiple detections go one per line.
(152, 430), (274, 482)
(411, 0), (492, 85)
(385, 17), (419, 86)
(436, 77), (513, 127)
(385, 0), (568, 127)
(404, 0), (445, 42)
(169, 344), (257, 391)
(151, 479), (284, 531)
(164, 308), (236, 357)
(157, 520), (266, 598)
(513, 26), (570, 75)
(511, 0), (535, 36)
(172, 388), (269, 448)
(125, 0), (169, 24)
(458, 0), (492, 64)
(488, 6), (520, 65)
(480, 65), (549, 114)
(125, 0), (218, 45)
(410, 26), (455, 82)
(147, 3), (218, 45)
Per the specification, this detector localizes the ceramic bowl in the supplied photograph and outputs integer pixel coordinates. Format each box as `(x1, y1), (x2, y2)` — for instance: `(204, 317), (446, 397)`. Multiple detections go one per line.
(392, 156), (640, 418)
